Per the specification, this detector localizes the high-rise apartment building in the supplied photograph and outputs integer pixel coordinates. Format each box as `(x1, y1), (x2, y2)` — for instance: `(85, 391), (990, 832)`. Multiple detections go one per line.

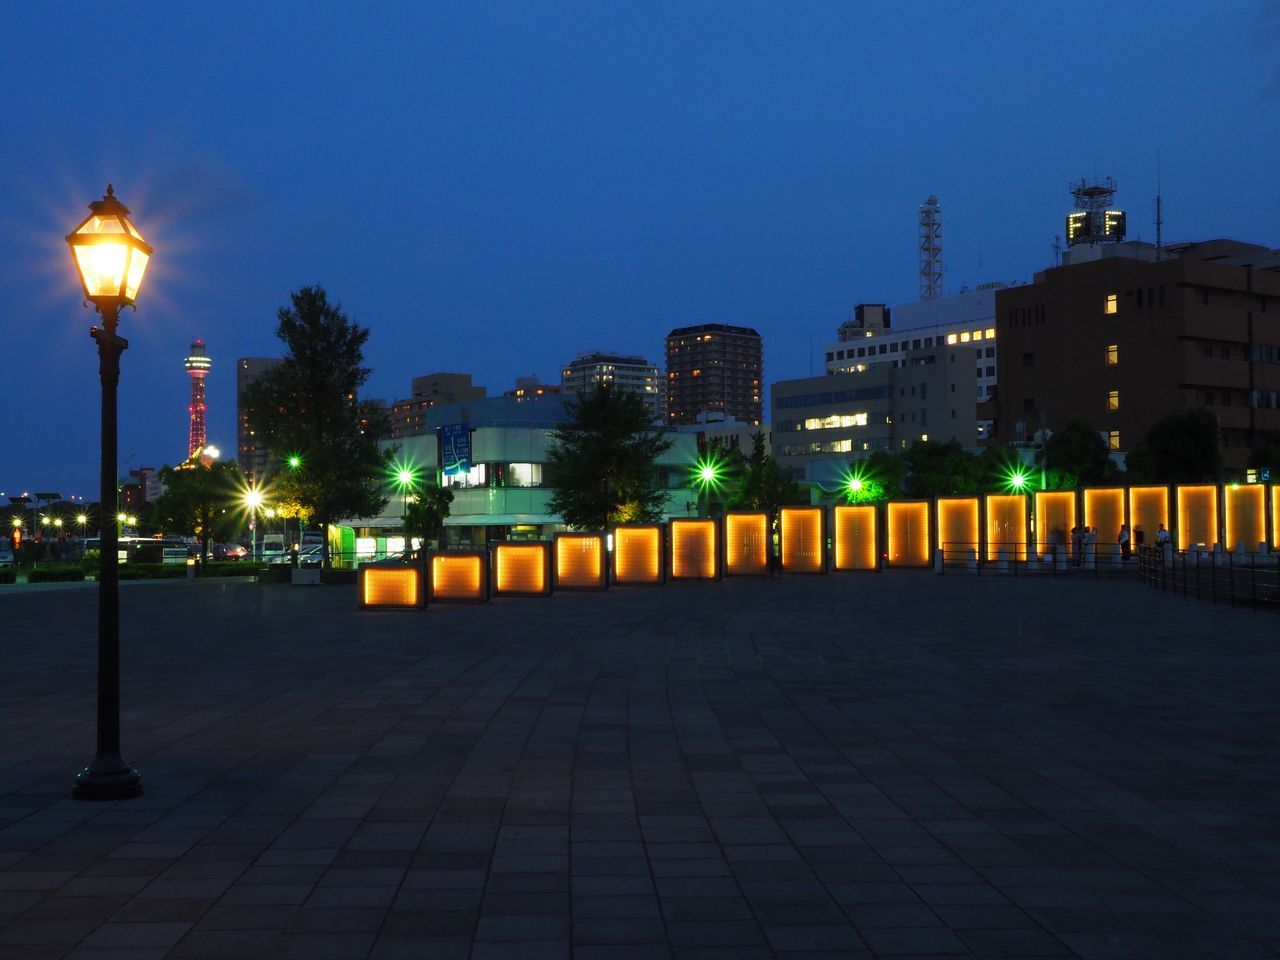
(993, 238), (1280, 471)
(389, 373), (487, 439)
(561, 352), (663, 422)
(237, 357), (282, 483)
(665, 324), (763, 426)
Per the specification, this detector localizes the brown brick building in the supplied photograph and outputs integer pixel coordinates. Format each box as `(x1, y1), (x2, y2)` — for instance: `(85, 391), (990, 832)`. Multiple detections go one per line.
(994, 240), (1280, 472)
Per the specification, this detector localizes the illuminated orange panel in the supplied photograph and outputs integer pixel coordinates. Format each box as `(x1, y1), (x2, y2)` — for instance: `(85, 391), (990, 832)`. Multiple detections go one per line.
(1274, 486), (1280, 549)
(432, 554), (484, 600)
(780, 507), (824, 573)
(1034, 491), (1076, 559)
(1083, 487), (1124, 548)
(886, 501), (930, 567)
(493, 543), (548, 595)
(937, 498), (979, 562)
(833, 505), (877, 570)
(985, 495), (1027, 561)
(671, 519), (717, 579)
(1128, 486), (1168, 552)
(724, 513), (768, 576)
(361, 567), (420, 607)
(1176, 485), (1219, 551)
(614, 525), (662, 584)
(1223, 484), (1264, 553)
(555, 534), (604, 588)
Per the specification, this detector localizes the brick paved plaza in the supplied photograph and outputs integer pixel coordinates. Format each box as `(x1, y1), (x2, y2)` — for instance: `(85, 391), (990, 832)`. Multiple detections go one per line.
(1, 574), (1277, 959)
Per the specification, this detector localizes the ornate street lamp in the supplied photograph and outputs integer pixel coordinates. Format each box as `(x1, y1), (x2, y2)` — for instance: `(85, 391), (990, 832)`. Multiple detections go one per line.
(66, 185), (151, 800)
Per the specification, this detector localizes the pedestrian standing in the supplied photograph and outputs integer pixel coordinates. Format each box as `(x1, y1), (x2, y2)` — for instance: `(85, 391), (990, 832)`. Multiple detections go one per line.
(1118, 524), (1131, 561)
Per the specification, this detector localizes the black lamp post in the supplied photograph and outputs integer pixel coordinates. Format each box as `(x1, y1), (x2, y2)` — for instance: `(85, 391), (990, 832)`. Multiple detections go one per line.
(67, 185), (151, 800)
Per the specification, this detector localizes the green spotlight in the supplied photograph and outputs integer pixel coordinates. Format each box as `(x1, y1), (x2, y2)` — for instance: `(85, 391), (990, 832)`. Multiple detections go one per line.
(691, 453), (726, 493)
(389, 457), (421, 492)
(287, 454), (303, 470)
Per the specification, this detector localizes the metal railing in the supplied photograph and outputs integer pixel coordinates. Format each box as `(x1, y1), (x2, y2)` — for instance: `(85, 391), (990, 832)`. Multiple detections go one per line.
(938, 541), (1137, 576)
(1138, 544), (1280, 612)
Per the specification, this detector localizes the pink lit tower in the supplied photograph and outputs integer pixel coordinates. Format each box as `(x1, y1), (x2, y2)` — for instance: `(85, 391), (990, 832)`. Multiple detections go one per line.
(183, 339), (212, 457)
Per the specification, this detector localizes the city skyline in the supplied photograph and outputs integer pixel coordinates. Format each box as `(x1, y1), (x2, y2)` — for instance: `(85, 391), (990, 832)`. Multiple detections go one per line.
(4, 2), (1279, 497)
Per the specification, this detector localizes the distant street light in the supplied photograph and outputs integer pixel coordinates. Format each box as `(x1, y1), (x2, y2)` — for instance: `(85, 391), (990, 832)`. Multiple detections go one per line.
(66, 184), (151, 801)
(390, 459), (420, 527)
(242, 486), (265, 560)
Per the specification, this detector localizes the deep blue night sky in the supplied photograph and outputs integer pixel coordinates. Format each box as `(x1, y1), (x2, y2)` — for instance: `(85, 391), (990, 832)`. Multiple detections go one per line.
(3, 2), (1278, 500)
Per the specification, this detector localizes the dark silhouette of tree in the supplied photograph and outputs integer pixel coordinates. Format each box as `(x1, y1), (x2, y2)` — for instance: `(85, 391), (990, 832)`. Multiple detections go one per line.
(728, 432), (804, 516)
(1125, 408), (1222, 483)
(902, 440), (981, 497)
(546, 385), (672, 530)
(404, 483), (454, 553)
(243, 286), (391, 564)
(151, 460), (244, 563)
(1041, 419), (1120, 486)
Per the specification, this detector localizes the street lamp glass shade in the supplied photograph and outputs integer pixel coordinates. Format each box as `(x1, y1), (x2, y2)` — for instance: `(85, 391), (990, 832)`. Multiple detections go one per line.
(66, 186), (152, 304)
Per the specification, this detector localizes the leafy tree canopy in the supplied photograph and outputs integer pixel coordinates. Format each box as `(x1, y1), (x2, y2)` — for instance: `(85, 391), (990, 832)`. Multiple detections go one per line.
(243, 286), (391, 561)
(1125, 407), (1222, 483)
(902, 440), (982, 498)
(404, 484), (454, 552)
(727, 432), (805, 515)
(151, 460), (244, 561)
(546, 385), (673, 530)
(1041, 419), (1120, 486)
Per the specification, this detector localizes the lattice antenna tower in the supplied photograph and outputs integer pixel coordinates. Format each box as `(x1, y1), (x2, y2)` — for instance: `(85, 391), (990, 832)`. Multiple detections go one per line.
(183, 339), (212, 458)
(919, 195), (943, 300)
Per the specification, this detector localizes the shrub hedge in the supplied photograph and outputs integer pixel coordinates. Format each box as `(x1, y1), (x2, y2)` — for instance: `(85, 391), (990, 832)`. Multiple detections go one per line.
(0, 569), (15, 584)
(28, 567), (87, 583)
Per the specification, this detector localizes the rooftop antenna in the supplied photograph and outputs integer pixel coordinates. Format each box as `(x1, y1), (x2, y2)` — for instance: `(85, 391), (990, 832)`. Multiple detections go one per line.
(919, 195), (943, 300)
(1154, 150), (1164, 260)
(1052, 235), (1062, 266)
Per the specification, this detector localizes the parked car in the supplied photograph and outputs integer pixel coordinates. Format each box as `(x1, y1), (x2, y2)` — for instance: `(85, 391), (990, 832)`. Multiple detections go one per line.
(299, 545), (323, 567)
(0, 548), (14, 568)
(218, 543), (248, 561)
(259, 537), (288, 565)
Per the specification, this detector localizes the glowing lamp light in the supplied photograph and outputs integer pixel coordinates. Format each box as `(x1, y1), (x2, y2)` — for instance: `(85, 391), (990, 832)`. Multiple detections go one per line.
(76, 514), (88, 525)
(287, 455), (302, 470)
(66, 185), (152, 304)
(847, 477), (863, 493)
(242, 488), (264, 511)
(1009, 471), (1027, 491)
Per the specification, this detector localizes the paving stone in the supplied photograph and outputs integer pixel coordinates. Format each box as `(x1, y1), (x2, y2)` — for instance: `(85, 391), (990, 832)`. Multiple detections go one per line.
(1, 576), (1278, 958)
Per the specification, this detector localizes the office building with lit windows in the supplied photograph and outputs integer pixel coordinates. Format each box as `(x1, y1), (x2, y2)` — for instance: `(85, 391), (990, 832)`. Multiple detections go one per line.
(665, 324), (763, 426)
(993, 238), (1280, 472)
(561, 352), (663, 422)
(772, 343), (977, 486)
(825, 292), (1000, 443)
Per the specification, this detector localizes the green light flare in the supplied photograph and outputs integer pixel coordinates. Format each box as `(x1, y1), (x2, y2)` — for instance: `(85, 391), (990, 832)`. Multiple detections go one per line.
(389, 457), (421, 492)
(691, 453), (726, 493)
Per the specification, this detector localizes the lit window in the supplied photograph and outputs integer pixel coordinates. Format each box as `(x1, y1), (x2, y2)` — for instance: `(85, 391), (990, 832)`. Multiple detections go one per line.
(985, 327), (995, 339)
(1105, 294), (1118, 315)
(1108, 430), (1120, 450)
(1105, 344), (1119, 365)
(960, 332), (971, 343)
(921, 434), (928, 442)
(1107, 390), (1119, 411)
(972, 330), (983, 341)
(946, 333), (958, 345)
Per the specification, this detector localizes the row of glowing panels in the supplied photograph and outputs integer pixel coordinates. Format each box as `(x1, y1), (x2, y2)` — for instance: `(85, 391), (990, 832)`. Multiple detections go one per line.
(362, 511), (856, 606)
(361, 486), (1280, 605)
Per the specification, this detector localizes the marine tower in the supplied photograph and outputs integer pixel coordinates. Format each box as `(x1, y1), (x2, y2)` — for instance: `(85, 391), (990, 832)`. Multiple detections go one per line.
(183, 339), (212, 457)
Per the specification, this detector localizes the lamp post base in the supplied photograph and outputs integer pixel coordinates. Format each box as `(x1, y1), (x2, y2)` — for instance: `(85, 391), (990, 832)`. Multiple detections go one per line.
(73, 757), (142, 801)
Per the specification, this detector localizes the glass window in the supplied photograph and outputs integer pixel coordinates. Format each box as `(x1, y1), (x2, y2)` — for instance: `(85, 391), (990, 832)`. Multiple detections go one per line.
(1108, 430), (1120, 450)
(1107, 390), (1119, 411)
(1105, 294), (1118, 315)
(1105, 344), (1118, 365)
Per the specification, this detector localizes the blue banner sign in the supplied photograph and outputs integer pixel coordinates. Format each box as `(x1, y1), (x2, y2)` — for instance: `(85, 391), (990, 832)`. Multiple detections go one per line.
(441, 423), (471, 476)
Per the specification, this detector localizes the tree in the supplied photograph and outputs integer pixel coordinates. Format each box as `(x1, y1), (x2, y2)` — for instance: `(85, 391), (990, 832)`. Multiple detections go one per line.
(546, 385), (673, 530)
(243, 286), (391, 564)
(151, 460), (244, 562)
(404, 483), (454, 553)
(1248, 432), (1280, 474)
(1125, 408), (1222, 483)
(1041, 419), (1120, 486)
(728, 432), (804, 516)
(902, 440), (981, 498)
